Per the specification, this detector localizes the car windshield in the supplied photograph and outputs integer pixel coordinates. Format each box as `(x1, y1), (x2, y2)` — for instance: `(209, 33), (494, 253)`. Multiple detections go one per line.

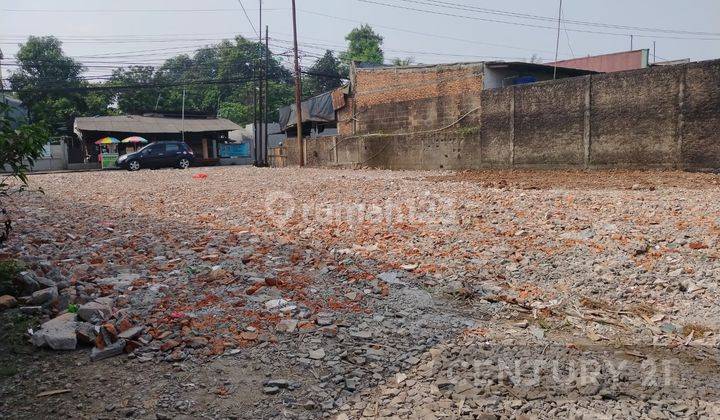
(136, 143), (155, 153)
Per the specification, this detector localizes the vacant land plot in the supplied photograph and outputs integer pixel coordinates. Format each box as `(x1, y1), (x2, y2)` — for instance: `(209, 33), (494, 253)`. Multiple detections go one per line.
(1, 166), (719, 419)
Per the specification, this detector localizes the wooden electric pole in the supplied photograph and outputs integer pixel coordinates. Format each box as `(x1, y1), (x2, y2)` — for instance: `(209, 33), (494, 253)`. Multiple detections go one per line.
(264, 25), (270, 167)
(258, 0), (263, 166)
(291, 0), (304, 166)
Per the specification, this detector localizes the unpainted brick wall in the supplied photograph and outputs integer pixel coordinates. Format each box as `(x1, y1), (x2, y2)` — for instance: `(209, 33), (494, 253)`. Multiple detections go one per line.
(278, 60), (720, 170)
(352, 63), (484, 135)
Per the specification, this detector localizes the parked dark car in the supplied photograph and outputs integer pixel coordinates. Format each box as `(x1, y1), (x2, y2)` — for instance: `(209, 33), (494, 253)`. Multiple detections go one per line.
(116, 141), (194, 171)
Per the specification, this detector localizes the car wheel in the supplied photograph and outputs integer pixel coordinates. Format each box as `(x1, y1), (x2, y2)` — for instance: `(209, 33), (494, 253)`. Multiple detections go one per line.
(128, 160), (141, 171)
(178, 158), (190, 169)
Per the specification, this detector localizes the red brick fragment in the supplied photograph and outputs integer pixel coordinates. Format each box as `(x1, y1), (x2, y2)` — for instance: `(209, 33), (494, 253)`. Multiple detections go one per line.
(160, 339), (180, 352)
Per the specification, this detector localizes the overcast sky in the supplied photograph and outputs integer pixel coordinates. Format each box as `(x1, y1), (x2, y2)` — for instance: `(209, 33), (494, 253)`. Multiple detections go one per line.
(2, 0), (719, 79)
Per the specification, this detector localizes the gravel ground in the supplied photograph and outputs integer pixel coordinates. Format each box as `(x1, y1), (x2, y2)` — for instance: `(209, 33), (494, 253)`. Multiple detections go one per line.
(0, 166), (719, 419)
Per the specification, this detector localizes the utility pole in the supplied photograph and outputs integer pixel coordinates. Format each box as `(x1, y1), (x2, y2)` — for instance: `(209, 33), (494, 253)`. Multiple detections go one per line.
(253, 88), (258, 165)
(258, 0), (263, 166)
(653, 41), (657, 63)
(264, 25), (270, 167)
(291, 0), (304, 166)
(552, 0), (563, 80)
(0, 48), (4, 93)
(181, 88), (186, 142)
(630, 34), (634, 50)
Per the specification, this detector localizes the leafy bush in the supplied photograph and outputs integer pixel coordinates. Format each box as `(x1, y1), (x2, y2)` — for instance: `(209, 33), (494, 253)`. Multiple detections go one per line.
(0, 100), (49, 245)
(0, 259), (21, 296)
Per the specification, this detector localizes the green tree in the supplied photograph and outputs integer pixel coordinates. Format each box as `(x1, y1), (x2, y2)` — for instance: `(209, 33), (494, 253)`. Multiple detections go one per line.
(303, 50), (344, 97)
(218, 102), (252, 124)
(0, 101), (49, 245)
(9, 35), (296, 128)
(8, 36), (90, 136)
(339, 25), (384, 66)
(151, 36), (294, 124)
(84, 91), (115, 116)
(108, 66), (159, 114)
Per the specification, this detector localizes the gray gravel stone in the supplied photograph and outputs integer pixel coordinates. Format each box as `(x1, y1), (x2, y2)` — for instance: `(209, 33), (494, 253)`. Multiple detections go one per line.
(29, 286), (58, 305)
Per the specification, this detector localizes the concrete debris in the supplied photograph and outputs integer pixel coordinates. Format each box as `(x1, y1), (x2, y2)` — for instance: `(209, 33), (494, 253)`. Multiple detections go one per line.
(263, 386), (280, 395)
(118, 326), (144, 340)
(315, 313), (334, 326)
(90, 339), (127, 362)
(276, 319), (298, 333)
(308, 348), (326, 360)
(3, 167), (720, 419)
(350, 330), (372, 339)
(17, 271), (40, 294)
(77, 301), (112, 323)
(29, 286), (58, 306)
(377, 271), (406, 286)
(75, 322), (98, 345)
(18, 306), (43, 315)
(31, 313), (78, 351)
(264, 298), (289, 310)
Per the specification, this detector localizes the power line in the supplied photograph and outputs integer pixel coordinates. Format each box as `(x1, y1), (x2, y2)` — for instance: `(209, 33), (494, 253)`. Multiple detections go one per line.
(300, 70), (344, 80)
(0, 7), (283, 13)
(562, 8), (575, 58)
(356, 0), (720, 41)
(4, 17), (569, 67)
(269, 37), (543, 62)
(236, 0), (258, 38)
(393, 0), (720, 37)
(9, 2), (716, 38)
(6, 76), (263, 94)
(0, 38), (238, 45)
(299, 9), (566, 57)
(3, 34), (545, 72)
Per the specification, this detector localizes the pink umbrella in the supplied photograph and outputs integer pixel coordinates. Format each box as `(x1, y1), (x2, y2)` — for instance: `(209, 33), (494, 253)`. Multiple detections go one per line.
(121, 136), (148, 144)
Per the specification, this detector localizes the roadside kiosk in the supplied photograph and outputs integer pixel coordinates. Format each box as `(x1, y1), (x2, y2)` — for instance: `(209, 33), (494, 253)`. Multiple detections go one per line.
(95, 137), (119, 169)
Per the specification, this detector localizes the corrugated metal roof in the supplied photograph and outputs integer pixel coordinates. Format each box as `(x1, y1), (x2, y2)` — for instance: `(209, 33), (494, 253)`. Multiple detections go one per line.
(74, 115), (241, 134)
(278, 90), (336, 131)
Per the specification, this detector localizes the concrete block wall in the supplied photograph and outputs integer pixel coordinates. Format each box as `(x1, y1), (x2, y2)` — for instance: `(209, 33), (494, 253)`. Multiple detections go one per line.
(683, 61), (720, 168)
(590, 65), (681, 167)
(514, 76), (587, 167)
(476, 88), (512, 166)
(278, 59), (720, 170)
(28, 144), (69, 172)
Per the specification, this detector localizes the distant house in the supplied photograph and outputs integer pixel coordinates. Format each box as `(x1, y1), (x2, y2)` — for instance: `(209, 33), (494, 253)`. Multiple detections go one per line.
(1, 94), (28, 127)
(548, 49), (651, 73)
(278, 89), (342, 139)
(233, 122), (287, 148)
(481, 61), (597, 89)
(73, 113), (241, 166)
